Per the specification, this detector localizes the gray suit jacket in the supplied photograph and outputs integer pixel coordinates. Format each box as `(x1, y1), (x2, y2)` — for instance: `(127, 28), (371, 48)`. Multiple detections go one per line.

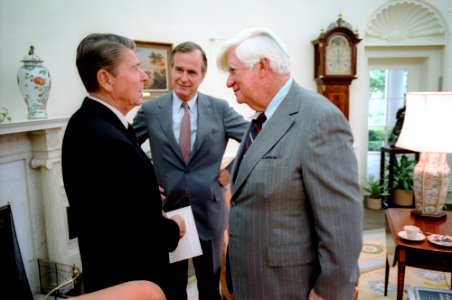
(229, 82), (363, 299)
(133, 92), (248, 240)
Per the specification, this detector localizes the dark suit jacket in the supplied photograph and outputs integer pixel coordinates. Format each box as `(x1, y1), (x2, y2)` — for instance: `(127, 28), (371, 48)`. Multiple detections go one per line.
(133, 92), (248, 241)
(62, 98), (180, 294)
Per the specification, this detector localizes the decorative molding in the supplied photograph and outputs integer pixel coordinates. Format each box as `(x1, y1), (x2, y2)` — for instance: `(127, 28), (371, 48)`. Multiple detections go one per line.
(0, 117), (69, 136)
(30, 157), (60, 170)
(366, 0), (445, 44)
(0, 115), (76, 276)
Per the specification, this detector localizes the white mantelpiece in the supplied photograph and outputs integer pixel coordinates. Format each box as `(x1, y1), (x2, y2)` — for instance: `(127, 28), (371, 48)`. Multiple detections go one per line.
(0, 117), (81, 296)
(0, 117), (68, 135)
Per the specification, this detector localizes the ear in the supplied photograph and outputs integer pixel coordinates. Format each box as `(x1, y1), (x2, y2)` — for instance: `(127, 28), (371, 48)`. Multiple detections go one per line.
(97, 69), (114, 92)
(257, 58), (270, 77)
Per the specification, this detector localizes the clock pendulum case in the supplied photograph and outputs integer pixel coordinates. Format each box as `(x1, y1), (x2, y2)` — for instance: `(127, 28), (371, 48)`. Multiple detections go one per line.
(312, 14), (361, 120)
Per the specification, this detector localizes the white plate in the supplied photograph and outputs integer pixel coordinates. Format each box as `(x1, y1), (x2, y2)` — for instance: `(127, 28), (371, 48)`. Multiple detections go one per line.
(398, 230), (425, 241)
(427, 234), (452, 247)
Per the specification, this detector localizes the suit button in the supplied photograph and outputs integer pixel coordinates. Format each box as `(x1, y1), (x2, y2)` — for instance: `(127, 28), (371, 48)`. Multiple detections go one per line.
(231, 201), (236, 207)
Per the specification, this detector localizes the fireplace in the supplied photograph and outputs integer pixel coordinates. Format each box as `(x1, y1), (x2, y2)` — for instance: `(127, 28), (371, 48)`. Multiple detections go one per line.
(0, 117), (81, 297)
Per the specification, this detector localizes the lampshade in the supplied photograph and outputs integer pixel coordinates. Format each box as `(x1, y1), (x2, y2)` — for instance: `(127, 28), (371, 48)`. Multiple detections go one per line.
(395, 92), (452, 218)
(396, 92), (452, 153)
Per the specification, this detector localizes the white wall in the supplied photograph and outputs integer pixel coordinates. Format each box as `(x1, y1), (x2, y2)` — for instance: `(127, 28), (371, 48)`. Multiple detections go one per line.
(1, 0), (451, 175)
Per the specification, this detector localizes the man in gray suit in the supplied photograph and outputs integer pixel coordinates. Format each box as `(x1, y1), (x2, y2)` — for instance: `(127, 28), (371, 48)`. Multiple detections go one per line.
(133, 41), (248, 300)
(217, 28), (363, 300)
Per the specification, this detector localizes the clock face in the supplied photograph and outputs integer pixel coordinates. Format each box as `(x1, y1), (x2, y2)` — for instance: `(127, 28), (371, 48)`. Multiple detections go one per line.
(325, 35), (352, 75)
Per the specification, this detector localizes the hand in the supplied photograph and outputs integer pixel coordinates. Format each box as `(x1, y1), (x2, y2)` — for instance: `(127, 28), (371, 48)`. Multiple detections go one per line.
(308, 289), (325, 300)
(159, 186), (166, 202)
(216, 169), (231, 187)
(171, 215), (186, 238)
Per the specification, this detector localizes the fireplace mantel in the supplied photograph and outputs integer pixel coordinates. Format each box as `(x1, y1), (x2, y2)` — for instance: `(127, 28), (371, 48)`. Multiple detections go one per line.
(0, 117), (69, 136)
(0, 116), (80, 297)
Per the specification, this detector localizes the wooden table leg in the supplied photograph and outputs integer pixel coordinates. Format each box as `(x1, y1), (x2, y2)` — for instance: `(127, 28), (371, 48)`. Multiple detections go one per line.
(397, 249), (406, 300)
(384, 256), (390, 296)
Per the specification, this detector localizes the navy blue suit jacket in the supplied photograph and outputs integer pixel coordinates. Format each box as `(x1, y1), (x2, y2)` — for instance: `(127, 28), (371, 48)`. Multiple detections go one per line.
(62, 98), (180, 294)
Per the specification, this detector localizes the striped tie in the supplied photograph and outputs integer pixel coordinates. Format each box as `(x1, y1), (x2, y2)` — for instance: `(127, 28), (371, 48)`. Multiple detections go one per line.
(244, 112), (267, 154)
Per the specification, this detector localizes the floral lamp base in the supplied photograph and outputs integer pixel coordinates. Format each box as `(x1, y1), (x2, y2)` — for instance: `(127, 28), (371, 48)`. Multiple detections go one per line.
(412, 152), (449, 219)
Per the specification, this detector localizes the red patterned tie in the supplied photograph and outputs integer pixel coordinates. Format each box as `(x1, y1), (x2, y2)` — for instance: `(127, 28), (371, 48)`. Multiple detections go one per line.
(179, 102), (191, 163)
(244, 112), (266, 154)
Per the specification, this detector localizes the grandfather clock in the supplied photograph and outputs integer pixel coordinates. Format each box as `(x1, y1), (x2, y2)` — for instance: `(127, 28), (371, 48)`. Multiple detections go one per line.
(312, 13), (361, 120)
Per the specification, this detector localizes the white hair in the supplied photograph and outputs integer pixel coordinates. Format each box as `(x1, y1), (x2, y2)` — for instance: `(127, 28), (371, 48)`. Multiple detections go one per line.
(217, 27), (291, 74)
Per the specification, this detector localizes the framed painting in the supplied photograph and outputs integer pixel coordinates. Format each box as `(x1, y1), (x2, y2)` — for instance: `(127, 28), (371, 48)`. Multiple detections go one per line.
(134, 40), (173, 99)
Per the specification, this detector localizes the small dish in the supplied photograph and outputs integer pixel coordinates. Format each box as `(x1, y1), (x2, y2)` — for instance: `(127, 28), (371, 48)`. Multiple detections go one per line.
(427, 234), (452, 247)
(398, 230), (425, 241)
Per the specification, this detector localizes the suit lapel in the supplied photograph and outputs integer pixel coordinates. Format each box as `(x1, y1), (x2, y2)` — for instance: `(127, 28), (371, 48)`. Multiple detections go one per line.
(154, 93), (213, 165)
(83, 98), (125, 133)
(190, 93), (211, 160)
(155, 94), (185, 162)
(232, 85), (300, 198)
(231, 124), (251, 183)
(84, 98), (153, 166)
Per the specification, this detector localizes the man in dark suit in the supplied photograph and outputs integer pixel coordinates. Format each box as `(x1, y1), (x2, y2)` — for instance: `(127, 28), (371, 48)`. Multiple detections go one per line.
(133, 41), (248, 300)
(217, 27), (363, 300)
(62, 33), (185, 297)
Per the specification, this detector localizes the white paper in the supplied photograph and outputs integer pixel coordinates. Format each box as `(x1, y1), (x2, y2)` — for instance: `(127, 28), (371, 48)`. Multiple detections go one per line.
(165, 206), (203, 263)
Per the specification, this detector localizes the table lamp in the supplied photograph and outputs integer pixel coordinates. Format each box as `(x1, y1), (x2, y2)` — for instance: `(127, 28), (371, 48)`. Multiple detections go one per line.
(395, 92), (452, 218)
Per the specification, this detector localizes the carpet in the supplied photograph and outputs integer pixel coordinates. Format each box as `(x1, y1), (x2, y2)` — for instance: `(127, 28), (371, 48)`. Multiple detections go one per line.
(359, 228), (386, 273)
(358, 266), (451, 299)
(187, 229), (452, 299)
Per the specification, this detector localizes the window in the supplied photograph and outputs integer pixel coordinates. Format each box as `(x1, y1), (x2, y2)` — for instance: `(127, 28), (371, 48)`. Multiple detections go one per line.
(367, 69), (407, 178)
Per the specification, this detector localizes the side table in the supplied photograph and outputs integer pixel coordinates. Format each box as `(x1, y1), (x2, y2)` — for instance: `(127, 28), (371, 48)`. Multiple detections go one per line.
(384, 208), (452, 300)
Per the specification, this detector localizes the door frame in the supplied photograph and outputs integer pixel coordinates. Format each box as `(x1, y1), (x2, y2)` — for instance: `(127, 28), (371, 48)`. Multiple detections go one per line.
(360, 45), (446, 184)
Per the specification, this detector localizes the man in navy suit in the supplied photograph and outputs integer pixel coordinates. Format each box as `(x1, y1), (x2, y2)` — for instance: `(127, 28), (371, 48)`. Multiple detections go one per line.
(62, 33), (185, 297)
(133, 41), (248, 300)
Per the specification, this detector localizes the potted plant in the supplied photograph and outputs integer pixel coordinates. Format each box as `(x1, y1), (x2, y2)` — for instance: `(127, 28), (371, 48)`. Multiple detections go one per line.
(0, 107), (11, 123)
(392, 154), (416, 206)
(363, 175), (386, 210)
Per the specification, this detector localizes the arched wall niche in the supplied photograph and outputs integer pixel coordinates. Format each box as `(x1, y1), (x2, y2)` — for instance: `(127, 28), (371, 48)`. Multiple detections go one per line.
(365, 0), (446, 46)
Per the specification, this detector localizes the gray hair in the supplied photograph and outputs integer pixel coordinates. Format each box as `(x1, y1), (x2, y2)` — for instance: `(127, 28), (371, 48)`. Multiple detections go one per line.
(76, 33), (136, 92)
(171, 41), (208, 75)
(217, 27), (290, 74)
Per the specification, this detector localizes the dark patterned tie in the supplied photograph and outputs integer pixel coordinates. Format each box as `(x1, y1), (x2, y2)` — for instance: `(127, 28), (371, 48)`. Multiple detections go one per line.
(179, 102), (191, 163)
(244, 112), (267, 154)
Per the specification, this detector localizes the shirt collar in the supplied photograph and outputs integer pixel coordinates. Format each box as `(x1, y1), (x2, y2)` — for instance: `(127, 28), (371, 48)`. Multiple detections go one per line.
(172, 92), (198, 112)
(88, 95), (129, 129)
(250, 78), (293, 121)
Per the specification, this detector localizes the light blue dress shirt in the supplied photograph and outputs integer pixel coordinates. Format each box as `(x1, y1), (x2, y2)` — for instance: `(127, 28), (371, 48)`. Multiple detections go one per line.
(251, 78), (293, 126)
(172, 92), (198, 149)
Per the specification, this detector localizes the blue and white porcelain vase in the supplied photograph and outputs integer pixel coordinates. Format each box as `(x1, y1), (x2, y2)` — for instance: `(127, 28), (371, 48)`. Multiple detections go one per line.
(17, 46), (51, 119)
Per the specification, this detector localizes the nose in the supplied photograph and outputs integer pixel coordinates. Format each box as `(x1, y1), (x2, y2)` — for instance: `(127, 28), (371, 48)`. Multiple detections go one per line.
(141, 69), (149, 82)
(179, 71), (189, 82)
(226, 74), (234, 88)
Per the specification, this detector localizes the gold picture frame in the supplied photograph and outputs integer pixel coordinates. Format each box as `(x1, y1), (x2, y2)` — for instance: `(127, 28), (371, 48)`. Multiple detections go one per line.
(135, 40), (173, 99)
